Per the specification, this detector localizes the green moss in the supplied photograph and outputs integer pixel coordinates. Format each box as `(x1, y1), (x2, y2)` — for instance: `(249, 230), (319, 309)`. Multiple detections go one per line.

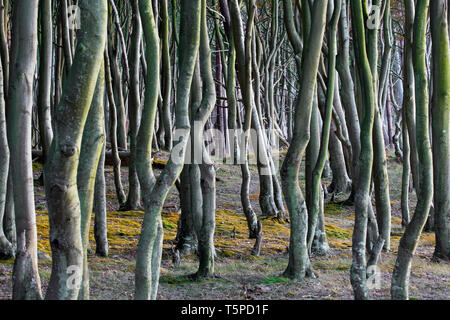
(324, 203), (347, 216)
(221, 250), (236, 257)
(336, 265), (350, 271)
(32, 161), (43, 172)
(325, 223), (351, 240)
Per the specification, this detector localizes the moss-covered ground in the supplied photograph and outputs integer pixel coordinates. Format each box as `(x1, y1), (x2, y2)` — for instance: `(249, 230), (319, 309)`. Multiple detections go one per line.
(0, 151), (448, 300)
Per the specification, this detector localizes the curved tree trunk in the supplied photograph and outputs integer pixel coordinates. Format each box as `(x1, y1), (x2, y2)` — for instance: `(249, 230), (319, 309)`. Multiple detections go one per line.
(105, 47), (127, 206)
(391, 0), (433, 300)
(123, 1), (143, 211)
(135, 0), (200, 300)
(108, 31), (128, 151)
(161, 0), (173, 151)
(349, 0), (376, 300)
(281, 0), (328, 280)
(403, 1), (420, 193)
(228, 0), (259, 238)
(44, 0), (107, 300)
(37, 0), (54, 167)
(77, 62), (106, 300)
(336, 0), (361, 205)
(192, 0), (216, 277)
(401, 107), (411, 228)
(307, 0), (341, 254)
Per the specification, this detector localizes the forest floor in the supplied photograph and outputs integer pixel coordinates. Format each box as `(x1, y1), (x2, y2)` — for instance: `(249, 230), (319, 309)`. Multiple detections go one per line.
(0, 149), (449, 300)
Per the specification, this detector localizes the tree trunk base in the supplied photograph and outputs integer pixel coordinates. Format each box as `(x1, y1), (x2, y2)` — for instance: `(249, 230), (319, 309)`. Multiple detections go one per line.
(0, 236), (14, 260)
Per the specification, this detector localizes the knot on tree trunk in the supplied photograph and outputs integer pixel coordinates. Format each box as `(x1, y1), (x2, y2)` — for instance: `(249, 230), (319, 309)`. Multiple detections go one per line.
(60, 142), (77, 157)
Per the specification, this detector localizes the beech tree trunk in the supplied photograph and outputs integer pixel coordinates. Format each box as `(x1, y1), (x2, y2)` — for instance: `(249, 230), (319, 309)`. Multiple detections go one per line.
(430, 0), (450, 262)
(391, 0), (433, 300)
(44, 0), (107, 300)
(135, 0), (200, 300)
(281, 0), (328, 280)
(77, 62), (106, 299)
(7, 0), (43, 300)
(0, 44), (12, 260)
(349, 0), (376, 300)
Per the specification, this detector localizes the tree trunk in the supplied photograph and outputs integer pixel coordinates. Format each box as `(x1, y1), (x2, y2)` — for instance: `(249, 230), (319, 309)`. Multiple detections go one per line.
(135, 0), (199, 300)
(109, 41), (128, 151)
(281, 0), (328, 280)
(430, 0), (450, 262)
(401, 107), (411, 228)
(0, 47), (12, 260)
(37, 0), (54, 165)
(175, 166), (198, 255)
(366, 0), (392, 251)
(403, 0), (420, 192)
(349, 0), (376, 300)
(307, 0), (341, 254)
(44, 0), (107, 300)
(77, 62), (106, 299)
(105, 47), (127, 206)
(0, 0), (8, 99)
(187, 0), (217, 278)
(161, 0), (173, 151)
(391, 0), (433, 300)
(7, 0), (43, 300)
(228, 0), (259, 238)
(94, 140), (108, 257)
(123, 0), (143, 211)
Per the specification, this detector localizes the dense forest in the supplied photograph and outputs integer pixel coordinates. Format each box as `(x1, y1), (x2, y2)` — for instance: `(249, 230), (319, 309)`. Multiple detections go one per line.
(0, 0), (448, 301)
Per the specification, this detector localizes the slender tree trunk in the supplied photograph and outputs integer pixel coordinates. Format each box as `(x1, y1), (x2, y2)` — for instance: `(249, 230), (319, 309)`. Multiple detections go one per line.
(0, 48), (12, 260)
(61, 0), (73, 70)
(175, 166), (198, 255)
(401, 107), (411, 228)
(105, 47), (127, 206)
(109, 42), (128, 150)
(336, 0), (361, 204)
(227, 33), (240, 165)
(0, 0), (9, 99)
(404, 0), (420, 192)
(161, 0), (173, 151)
(191, 0), (216, 277)
(135, 0), (199, 300)
(367, 0), (392, 251)
(228, 0), (259, 238)
(77, 62), (106, 300)
(391, 0), (433, 300)
(3, 172), (15, 248)
(349, 0), (376, 300)
(306, 90), (329, 255)
(54, 14), (63, 109)
(94, 140), (108, 257)
(7, 0), (43, 300)
(307, 0), (341, 254)
(328, 125), (352, 194)
(37, 0), (54, 165)
(124, 0), (143, 211)
(281, 0), (328, 280)
(430, 0), (450, 262)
